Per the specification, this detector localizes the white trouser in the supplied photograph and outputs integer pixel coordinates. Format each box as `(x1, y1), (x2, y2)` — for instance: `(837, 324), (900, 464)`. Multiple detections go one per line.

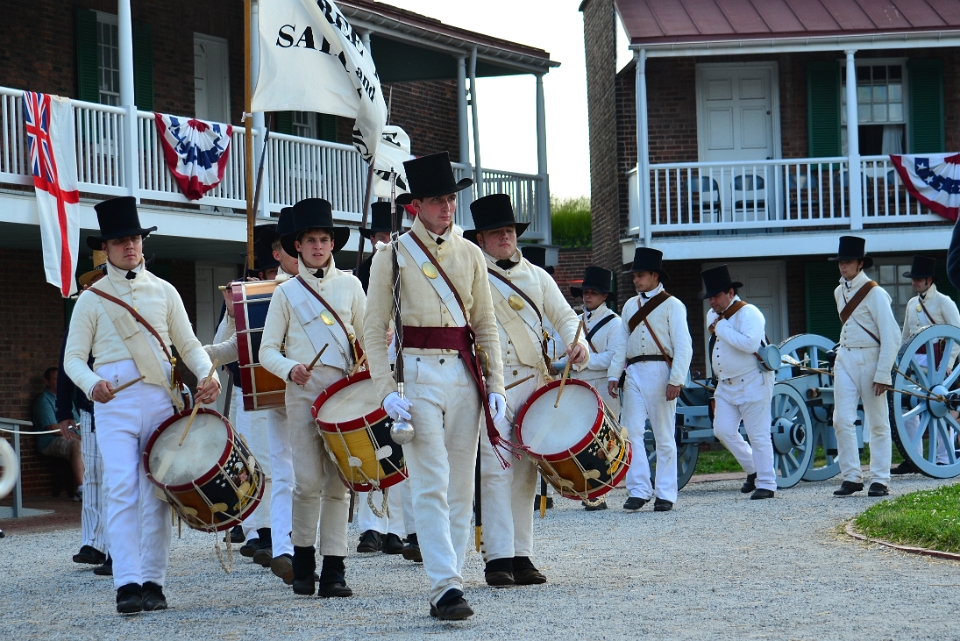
(78, 409), (108, 555)
(576, 372), (621, 418)
(357, 484), (406, 536)
(903, 357), (953, 464)
(266, 406), (293, 557)
(285, 365), (350, 555)
(834, 347), (892, 485)
(713, 369), (777, 491)
(400, 478), (416, 537)
(401, 353), (480, 605)
(622, 362), (678, 503)
(480, 365), (541, 563)
(234, 388), (272, 541)
(94, 359), (174, 589)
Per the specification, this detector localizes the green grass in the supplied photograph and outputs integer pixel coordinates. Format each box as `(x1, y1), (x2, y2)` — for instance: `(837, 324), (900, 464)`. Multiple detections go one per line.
(694, 443), (903, 476)
(550, 196), (591, 248)
(854, 482), (960, 553)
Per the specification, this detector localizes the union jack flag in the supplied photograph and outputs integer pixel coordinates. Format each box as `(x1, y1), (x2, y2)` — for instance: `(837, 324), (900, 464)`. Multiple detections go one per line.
(23, 91), (80, 297)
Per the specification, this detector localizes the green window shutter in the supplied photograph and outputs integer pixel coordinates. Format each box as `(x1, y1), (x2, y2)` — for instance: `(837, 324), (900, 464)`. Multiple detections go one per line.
(805, 261), (842, 342)
(133, 21), (154, 111)
(318, 114), (338, 142)
(807, 61), (841, 159)
(908, 59), (944, 154)
(275, 112), (293, 135)
(935, 261), (959, 304)
(76, 9), (99, 102)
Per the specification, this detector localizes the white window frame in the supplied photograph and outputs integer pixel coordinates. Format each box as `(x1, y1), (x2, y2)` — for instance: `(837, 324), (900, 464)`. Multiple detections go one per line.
(95, 12), (120, 107)
(840, 57), (909, 155)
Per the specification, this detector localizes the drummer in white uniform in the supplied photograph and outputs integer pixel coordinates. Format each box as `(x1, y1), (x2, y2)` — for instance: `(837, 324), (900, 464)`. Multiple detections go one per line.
(64, 197), (220, 614)
(260, 198), (365, 598)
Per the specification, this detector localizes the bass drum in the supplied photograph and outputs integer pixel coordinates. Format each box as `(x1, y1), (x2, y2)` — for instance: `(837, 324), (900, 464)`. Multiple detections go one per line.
(232, 281), (286, 411)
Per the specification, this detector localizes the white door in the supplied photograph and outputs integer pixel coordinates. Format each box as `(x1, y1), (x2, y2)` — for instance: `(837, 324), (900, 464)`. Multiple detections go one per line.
(195, 264), (237, 413)
(194, 35), (230, 123)
(702, 260), (787, 359)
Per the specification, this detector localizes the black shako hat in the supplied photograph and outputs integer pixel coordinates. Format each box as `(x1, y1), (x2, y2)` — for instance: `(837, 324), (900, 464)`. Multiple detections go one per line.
(466, 193), (530, 241)
(395, 152), (473, 205)
(624, 247), (670, 284)
(87, 197), (157, 250)
(828, 235), (873, 269)
(699, 264), (743, 300)
(903, 255), (936, 280)
(359, 202), (394, 239)
(572, 266), (613, 297)
(280, 198), (350, 257)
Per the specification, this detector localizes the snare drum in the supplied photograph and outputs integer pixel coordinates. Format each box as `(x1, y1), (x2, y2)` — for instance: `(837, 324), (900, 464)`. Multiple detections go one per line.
(143, 409), (264, 532)
(515, 379), (631, 501)
(311, 371), (406, 492)
(232, 280), (286, 411)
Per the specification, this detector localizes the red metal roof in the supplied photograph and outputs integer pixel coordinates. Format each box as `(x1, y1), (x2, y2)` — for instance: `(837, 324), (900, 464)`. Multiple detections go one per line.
(615, 0), (960, 45)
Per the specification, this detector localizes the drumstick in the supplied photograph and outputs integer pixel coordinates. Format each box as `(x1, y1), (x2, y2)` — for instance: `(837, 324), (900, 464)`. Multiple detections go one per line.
(306, 344), (328, 371)
(554, 318), (586, 408)
(178, 360), (219, 447)
(505, 374), (535, 391)
(111, 376), (145, 394)
(348, 352), (368, 377)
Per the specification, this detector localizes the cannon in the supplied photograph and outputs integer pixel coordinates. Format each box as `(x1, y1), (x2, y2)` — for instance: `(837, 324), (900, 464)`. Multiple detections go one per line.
(643, 328), (960, 490)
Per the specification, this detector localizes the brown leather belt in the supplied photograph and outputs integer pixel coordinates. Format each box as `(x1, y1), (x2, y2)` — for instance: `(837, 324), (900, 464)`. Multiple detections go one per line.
(627, 355), (667, 365)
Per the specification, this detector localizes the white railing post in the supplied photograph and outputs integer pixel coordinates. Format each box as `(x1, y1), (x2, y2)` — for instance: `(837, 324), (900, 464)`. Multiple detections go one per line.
(118, 0), (139, 199)
(845, 50), (862, 231)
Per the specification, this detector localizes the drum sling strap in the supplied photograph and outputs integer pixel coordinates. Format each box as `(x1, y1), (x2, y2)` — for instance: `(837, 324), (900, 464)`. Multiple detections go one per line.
(403, 232), (512, 467)
(585, 313), (616, 353)
(839, 281), (881, 345)
(626, 291), (673, 368)
(487, 268), (551, 370)
(294, 275), (364, 367)
(86, 286), (185, 411)
(708, 300), (775, 372)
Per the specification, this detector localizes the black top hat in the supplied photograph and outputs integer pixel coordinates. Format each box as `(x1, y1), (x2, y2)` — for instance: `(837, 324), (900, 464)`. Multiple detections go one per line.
(624, 247), (670, 284)
(521, 245), (554, 274)
(698, 264), (743, 300)
(395, 152), (473, 205)
(86, 196), (158, 250)
(253, 236), (280, 273)
(280, 198), (350, 256)
(572, 266), (613, 297)
(254, 223), (279, 248)
(828, 235), (873, 269)
(465, 194), (530, 241)
(903, 255), (936, 280)
(359, 202), (394, 239)
(276, 207), (295, 237)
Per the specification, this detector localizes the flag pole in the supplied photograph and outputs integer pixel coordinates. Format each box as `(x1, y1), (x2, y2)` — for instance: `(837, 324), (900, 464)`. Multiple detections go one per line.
(243, 0), (255, 270)
(355, 88), (393, 273)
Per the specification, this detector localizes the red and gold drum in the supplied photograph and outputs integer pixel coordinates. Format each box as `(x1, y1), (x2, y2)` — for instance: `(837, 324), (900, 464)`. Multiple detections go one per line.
(232, 280), (285, 411)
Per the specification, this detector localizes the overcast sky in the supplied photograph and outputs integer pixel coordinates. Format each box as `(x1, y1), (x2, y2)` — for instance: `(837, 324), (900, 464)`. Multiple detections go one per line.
(392, 0), (630, 201)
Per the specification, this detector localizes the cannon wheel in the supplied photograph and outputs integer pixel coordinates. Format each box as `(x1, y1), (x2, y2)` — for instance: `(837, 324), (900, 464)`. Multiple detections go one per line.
(889, 325), (960, 479)
(778, 334), (841, 481)
(770, 383), (814, 488)
(645, 429), (700, 492)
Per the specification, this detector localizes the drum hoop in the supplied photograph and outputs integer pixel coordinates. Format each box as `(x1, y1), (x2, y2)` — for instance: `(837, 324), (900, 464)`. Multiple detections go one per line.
(514, 379), (605, 459)
(535, 440), (632, 502)
(312, 370), (389, 433)
(143, 408), (237, 492)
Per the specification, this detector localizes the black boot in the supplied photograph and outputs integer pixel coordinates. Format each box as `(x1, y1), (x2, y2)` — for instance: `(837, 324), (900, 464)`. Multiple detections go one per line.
(402, 533), (422, 562)
(484, 557), (515, 586)
(513, 556), (546, 585)
(292, 546), (317, 595)
(318, 555), (353, 597)
(740, 473), (757, 494)
(253, 528), (273, 567)
(142, 581), (168, 611)
(116, 583), (143, 614)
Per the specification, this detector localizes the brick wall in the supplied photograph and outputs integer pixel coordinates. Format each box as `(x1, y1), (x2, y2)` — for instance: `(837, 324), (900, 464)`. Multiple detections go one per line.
(551, 249), (594, 307)
(383, 80), (461, 158)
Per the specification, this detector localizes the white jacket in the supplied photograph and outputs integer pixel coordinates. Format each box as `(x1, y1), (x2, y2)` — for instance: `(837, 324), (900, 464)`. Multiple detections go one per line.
(901, 283), (960, 365)
(564, 305), (622, 384)
(834, 270), (900, 385)
(707, 297), (766, 380)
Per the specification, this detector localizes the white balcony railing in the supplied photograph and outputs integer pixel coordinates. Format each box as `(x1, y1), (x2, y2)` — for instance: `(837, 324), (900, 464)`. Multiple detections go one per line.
(0, 86), (549, 241)
(628, 156), (946, 238)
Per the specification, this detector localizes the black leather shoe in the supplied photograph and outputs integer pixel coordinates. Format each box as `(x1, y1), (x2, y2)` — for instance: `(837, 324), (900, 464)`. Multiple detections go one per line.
(94, 556), (113, 576)
(356, 530), (382, 553)
(239, 538), (259, 558)
(116, 583), (143, 614)
(271, 554), (294, 585)
(484, 558), (514, 586)
(890, 461), (917, 475)
(402, 534), (423, 562)
(382, 533), (405, 555)
(654, 498), (673, 512)
(868, 482), (889, 497)
(740, 473), (757, 494)
(513, 557), (546, 585)
(533, 495), (554, 510)
(623, 496), (648, 511)
(430, 589), (474, 620)
(834, 481), (865, 497)
(583, 498), (608, 511)
(252, 528), (272, 566)
(225, 525), (244, 544)
(142, 582), (167, 611)
(292, 546), (316, 596)
(73, 545), (106, 565)
(751, 489), (775, 500)
(319, 582), (354, 597)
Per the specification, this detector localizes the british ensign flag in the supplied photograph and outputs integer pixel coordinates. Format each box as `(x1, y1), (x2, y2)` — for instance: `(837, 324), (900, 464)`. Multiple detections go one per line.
(154, 114), (232, 200)
(23, 92), (80, 297)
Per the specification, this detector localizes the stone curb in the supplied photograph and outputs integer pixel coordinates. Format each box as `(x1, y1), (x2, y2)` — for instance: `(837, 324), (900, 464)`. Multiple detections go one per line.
(844, 521), (960, 562)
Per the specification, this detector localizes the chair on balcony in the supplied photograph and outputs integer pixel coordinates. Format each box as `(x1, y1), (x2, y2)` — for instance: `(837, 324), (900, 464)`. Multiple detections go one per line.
(835, 169), (875, 216)
(679, 176), (721, 223)
(733, 174), (767, 221)
(866, 168), (911, 215)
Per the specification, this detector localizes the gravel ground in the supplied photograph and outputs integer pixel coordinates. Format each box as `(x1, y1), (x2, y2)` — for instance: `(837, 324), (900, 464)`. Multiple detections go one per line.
(2, 475), (959, 641)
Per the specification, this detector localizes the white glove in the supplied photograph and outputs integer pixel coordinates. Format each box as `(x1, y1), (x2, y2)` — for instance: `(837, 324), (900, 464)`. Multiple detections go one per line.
(488, 393), (507, 424)
(383, 392), (412, 422)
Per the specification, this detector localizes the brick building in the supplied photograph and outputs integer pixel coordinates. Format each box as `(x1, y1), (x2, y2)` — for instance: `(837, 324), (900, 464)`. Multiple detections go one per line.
(0, 0), (557, 497)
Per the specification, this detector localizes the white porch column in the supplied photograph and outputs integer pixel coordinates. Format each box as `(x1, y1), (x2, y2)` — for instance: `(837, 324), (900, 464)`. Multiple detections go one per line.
(535, 73), (551, 245)
(468, 47), (483, 198)
(845, 50), (863, 231)
(118, 0), (139, 199)
(251, 0), (269, 219)
(636, 49), (651, 247)
(457, 56), (470, 166)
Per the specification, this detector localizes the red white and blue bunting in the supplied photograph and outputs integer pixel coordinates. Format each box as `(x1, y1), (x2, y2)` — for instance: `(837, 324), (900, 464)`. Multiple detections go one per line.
(154, 114), (232, 200)
(890, 153), (960, 222)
